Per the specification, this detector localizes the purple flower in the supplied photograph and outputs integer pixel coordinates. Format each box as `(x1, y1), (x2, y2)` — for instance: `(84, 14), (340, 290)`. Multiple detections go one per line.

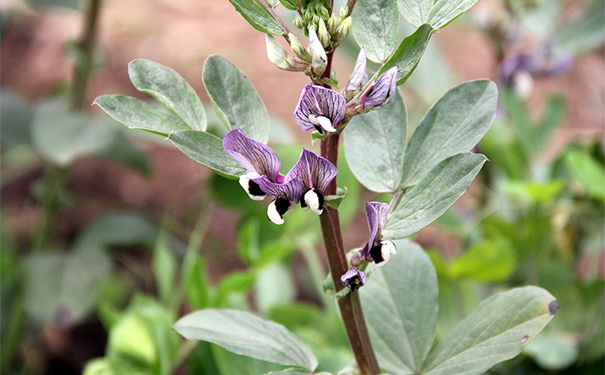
(357, 202), (396, 266)
(285, 149), (337, 215)
(362, 66), (398, 110)
(253, 176), (302, 225)
(341, 267), (366, 291)
(344, 47), (367, 98)
(294, 84), (346, 135)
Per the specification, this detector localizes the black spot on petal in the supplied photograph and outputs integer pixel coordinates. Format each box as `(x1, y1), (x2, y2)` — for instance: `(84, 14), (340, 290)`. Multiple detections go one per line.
(549, 300), (559, 315)
(274, 198), (290, 216)
(370, 244), (384, 264)
(248, 180), (266, 197)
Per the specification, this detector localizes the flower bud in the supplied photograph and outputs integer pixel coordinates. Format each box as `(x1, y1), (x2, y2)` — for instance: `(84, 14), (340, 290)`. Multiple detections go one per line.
(265, 35), (307, 72)
(344, 47), (367, 98)
(317, 19), (331, 48)
(334, 16), (352, 42)
(363, 66), (398, 109)
(327, 16), (339, 33)
(289, 33), (312, 62)
(308, 27), (327, 76)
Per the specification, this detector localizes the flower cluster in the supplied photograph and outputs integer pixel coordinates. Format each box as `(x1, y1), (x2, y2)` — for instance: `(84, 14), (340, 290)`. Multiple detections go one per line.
(223, 129), (337, 225)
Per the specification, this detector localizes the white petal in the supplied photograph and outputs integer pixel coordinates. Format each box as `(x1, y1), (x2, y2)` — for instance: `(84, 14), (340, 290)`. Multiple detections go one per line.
(375, 240), (397, 267)
(303, 189), (323, 215)
(267, 200), (285, 225)
(239, 175), (265, 201)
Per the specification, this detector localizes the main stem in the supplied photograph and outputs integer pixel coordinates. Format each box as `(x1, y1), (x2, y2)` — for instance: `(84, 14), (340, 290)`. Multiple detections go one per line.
(319, 121), (380, 374)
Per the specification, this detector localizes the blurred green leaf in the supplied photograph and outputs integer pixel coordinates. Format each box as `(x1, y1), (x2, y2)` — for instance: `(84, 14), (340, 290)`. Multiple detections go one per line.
(352, 0), (399, 63)
(378, 24), (434, 86)
(31, 102), (118, 166)
(424, 286), (557, 375)
(153, 230), (178, 310)
(397, 0), (432, 27)
(203, 55), (270, 143)
(238, 218), (261, 265)
(450, 238), (517, 282)
(360, 240), (438, 374)
(168, 130), (246, 178)
(557, 1), (605, 55)
(229, 0), (283, 35)
(210, 173), (263, 211)
(128, 59), (206, 131)
(564, 147), (605, 201)
(401, 80), (497, 186)
(0, 90), (33, 148)
(97, 133), (152, 176)
(183, 255), (211, 310)
(427, 0), (480, 29)
(23, 248), (111, 324)
(25, 0), (78, 10)
(74, 212), (158, 251)
(536, 94), (566, 152)
(524, 330), (579, 370)
(94, 95), (191, 136)
(344, 90), (407, 192)
(174, 309), (318, 371)
(384, 153), (487, 240)
(501, 180), (565, 204)
(254, 263), (295, 314)
(214, 271), (256, 307)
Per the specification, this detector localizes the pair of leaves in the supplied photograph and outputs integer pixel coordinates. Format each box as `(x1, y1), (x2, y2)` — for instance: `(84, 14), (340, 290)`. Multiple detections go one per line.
(345, 80), (497, 240)
(361, 240), (557, 375)
(95, 56), (271, 178)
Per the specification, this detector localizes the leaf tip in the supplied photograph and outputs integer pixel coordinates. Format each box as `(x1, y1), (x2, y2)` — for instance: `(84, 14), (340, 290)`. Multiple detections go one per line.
(548, 300), (559, 315)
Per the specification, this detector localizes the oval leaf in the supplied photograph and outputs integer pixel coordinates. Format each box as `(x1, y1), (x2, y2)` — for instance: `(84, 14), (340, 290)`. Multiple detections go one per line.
(378, 24), (434, 86)
(173, 309), (318, 371)
(168, 130), (246, 178)
(229, 0), (283, 35)
(344, 90), (407, 192)
(423, 286), (558, 375)
(352, 0), (399, 63)
(128, 59), (206, 131)
(94, 95), (191, 136)
(384, 153), (487, 240)
(401, 80), (497, 186)
(360, 240), (438, 374)
(203, 55), (270, 143)
(397, 0), (432, 28)
(428, 0), (480, 29)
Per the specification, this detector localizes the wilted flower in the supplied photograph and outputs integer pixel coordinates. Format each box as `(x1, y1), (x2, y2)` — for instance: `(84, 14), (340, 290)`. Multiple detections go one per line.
(286, 149), (337, 215)
(356, 202), (396, 266)
(341, 267), (366, 291)
(294, 84), (346, 134)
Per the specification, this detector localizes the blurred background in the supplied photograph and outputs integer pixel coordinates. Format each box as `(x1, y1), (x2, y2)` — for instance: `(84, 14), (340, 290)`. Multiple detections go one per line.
(1, 0), (603, 374)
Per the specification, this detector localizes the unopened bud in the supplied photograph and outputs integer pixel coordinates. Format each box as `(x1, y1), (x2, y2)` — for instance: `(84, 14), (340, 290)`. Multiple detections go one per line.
(363, 66), (399, 109)
(265, 35), (307, 72)
(289, 33), (312, 62)
(334, 16), (352, 42)
(293, 15), (304, 29)
(327, 16), (339, 34)
(318, 19), (331, 48)
(308, 27), (327, 76)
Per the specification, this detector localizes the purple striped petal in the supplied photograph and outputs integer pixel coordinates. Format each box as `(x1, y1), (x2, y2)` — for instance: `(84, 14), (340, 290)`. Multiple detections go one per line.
(285, 149), (337, 194)
(341, 267), (366, 291)
(252, 176), (301, 204)
(363, 66), (398, 109)
(223, 129), (281, 182)
(294, 84), (346, 133)
(360, 202), (389, 260)
(345, 47), (367, 97)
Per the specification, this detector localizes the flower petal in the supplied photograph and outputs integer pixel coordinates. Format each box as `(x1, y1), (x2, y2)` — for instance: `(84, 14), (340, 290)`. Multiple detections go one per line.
(341, 267), (366, 291)
(223, 129), (281, 181)
(360, 202), (389, 260)
(345, 47), (367, 97)
(294, 84), (346, 133)
(253, 176), (301, 204)
(364, 66), (398, 109)
(286, 149), (337, 193)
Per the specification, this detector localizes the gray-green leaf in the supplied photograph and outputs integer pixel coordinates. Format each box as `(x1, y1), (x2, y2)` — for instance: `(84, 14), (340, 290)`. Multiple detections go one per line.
(384, 153), (487, 240)
(229, 0), (284, 35)
(360, 240), (438, 374)
(352, 0), (399, 63)
(344, 90), (407, 192)
(401, 80), (497, 186)
(397, 0), (432, 27)
(378, 24), (434, 86)
(428, 0), (480, 29)
(128, 59), (206, 131)
(168, 130), (246, 178)
(423, 286), (557, 375)
(203, 55), (270, 143)
(94, 95), (191, 136)
(174, 309), (318, 371)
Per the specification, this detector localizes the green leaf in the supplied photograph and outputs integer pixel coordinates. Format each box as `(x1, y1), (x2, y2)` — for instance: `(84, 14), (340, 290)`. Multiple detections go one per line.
(128, 59), (206, 131)
(214, 271), (257, 307)
(174, 309), (318, 371)
(31, 102), (118, 166)
(524, 330), (579, 370)
(536, 94), (566, 152)
(360, 240), (438, 374)
(97, 133), (152, 176)
(384, 153), (487, 240)
(378, 24), (434, 86)
(73, 212), (158, 251)
(0, 90), (33, 148)
(94, 95), (191, 136)
(203, 55), (270, 143)
(183, 255), (211, 310)
(564, 147), (605, 201)
(23, 248), (111, 324)
(352, 0), (399, 63)
(556, 1), (605, 55)
(401, 80), (497, 186)
(449, 238), (517, 282)
(229, 0), (283, 35)
(168, 130), (246, 178)
(397, 0), (432, 27)
(423, 286), (558, 375)
(153, 230), (178, 309)
(427, 0), (480, 29)
(344, 90), (407, 192)
(254, 263), (295, 314)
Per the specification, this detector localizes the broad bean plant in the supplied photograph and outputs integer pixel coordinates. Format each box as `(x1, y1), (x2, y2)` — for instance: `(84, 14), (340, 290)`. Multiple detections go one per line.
(95, 1), (557, 374)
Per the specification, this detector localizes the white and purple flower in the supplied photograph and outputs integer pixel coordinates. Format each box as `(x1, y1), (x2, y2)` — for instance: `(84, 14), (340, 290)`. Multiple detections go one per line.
(223, 129), (337, 224)
(341, 267), (366, 291)
(294, 84), (347, 135)
(352, 202), (396, 267)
